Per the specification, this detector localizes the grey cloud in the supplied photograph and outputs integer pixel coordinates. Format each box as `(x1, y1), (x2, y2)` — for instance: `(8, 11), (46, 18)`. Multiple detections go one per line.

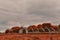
(27, 0), (60, 20)
(0, 0), (60, 31)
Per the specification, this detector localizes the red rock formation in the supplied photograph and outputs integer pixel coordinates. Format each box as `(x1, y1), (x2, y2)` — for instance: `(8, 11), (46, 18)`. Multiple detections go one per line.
(5, 26), (22, 33)
(5, 29), (10, 33)
(37, 24), (44, 32)
(11, 26), (21, 33)
(4, 23), (60, 33)
(37, 24), (42, 29)
(42, 23), (51, 27)
(58, 24), (60, 29)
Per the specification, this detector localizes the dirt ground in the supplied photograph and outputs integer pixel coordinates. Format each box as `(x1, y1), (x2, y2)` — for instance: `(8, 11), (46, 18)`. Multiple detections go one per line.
(0, 33), (60, 40)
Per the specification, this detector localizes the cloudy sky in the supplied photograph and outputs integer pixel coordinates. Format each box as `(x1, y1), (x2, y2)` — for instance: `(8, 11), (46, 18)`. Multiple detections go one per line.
(0, 0), (60, 31)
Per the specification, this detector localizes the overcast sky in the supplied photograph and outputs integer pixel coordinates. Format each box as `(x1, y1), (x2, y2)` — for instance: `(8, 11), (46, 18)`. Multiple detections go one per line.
(0, 0), (60, 31)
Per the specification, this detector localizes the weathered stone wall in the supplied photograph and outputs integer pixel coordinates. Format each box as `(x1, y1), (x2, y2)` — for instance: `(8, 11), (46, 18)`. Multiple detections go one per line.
(0, 33), (60, 40)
